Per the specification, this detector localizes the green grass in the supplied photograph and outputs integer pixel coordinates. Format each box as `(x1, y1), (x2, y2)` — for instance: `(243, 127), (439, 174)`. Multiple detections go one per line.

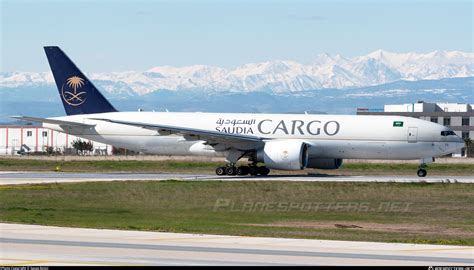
(1, 181), (473, 245)
(0, 158), (472, 175)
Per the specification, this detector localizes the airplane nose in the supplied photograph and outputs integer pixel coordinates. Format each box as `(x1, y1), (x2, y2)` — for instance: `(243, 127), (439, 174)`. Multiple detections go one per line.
(455, 136), (465, 150)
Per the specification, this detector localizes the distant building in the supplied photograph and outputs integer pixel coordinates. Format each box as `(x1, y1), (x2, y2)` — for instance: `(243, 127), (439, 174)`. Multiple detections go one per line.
(0, 125), (112, 156)
(357, 101), (474, 157)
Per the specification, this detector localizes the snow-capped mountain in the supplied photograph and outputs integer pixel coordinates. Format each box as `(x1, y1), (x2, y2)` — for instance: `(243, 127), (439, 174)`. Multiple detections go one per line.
(1, 50), (473, 95)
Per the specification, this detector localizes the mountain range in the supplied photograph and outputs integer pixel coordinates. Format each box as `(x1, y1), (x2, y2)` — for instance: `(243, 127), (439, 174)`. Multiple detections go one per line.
(1, 50), (473, 95)
(1, 50), (473, 123)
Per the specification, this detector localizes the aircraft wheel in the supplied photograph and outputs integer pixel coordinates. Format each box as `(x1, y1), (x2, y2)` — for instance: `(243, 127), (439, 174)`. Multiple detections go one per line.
(237, 166), (249, 175)
(225, 166), (237, 175)
(259, 167), (270, 176)
(417, 169), (427, 177)
(216, 167), (226, 176)
(249, 166), (259, 176)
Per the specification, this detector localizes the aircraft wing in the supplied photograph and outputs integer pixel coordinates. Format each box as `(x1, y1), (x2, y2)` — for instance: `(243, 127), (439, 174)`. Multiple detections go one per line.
(90, 118), (266, 143)
(11, 116), (95, 128)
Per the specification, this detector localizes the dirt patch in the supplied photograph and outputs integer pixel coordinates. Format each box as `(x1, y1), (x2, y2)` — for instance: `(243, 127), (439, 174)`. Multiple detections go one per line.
(242, 221), (473, 237)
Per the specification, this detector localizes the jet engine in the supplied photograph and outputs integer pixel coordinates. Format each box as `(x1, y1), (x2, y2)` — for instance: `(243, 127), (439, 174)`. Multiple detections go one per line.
(306, 158), (343, 170)
(256, 140), (309, 170)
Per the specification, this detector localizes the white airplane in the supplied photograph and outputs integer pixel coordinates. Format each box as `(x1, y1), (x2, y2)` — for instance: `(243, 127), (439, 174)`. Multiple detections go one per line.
(14, 47), (464, 177)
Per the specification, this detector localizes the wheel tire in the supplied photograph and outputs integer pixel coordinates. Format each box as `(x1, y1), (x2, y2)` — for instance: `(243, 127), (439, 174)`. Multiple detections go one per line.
(216, 167), (226, 176)
(225, 166), (237, 175)
(237, 166), (249, 175)
(417, 169), (427, 177)
(249, 166), (259, 176)
(259, 167), (270, 176)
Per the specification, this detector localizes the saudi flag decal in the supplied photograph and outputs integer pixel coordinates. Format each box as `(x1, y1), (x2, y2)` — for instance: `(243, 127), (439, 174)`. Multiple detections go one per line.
(393, 121), (404, 127)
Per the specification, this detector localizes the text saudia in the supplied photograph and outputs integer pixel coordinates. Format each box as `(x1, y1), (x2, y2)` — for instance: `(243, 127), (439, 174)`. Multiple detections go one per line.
(215, 118), (340, 136)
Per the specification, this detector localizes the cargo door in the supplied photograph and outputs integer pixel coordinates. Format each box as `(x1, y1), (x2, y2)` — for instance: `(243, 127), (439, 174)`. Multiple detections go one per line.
(407, 127), (418, 143)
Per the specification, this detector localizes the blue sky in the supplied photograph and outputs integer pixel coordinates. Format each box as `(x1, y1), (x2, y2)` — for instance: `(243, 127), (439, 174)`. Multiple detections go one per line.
(1, 0), (472, 72)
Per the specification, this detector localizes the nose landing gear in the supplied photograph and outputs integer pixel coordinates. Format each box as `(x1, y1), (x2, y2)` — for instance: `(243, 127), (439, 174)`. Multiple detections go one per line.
(417, 158), (434, 177)
(417, 168), (427, 177)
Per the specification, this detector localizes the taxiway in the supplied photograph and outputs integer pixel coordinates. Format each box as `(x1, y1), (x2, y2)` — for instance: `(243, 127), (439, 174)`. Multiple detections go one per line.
(0, 223), (472, 266)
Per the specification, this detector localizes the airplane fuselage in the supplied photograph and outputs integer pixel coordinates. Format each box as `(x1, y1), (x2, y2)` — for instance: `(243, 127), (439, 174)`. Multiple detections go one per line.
(43, 112), (464, 160)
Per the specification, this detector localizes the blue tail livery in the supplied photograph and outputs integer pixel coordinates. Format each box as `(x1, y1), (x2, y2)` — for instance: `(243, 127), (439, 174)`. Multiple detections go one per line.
(44, 46), (117, 115)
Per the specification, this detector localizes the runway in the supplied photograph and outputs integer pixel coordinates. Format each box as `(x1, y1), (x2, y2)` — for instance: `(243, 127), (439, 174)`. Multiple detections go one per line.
(0, 223), (472, 266)
(0, 171), (473, 185)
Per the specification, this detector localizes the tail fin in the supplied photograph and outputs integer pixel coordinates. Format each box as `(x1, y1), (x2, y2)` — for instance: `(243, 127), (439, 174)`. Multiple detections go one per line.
(44, 46), (117, 115)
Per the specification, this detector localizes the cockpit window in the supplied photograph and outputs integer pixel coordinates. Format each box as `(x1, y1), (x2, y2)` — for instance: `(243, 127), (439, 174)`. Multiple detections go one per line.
(441, 130), (456, 136)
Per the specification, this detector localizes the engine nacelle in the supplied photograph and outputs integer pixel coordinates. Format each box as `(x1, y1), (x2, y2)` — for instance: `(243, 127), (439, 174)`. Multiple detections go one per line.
(306, 158), (343, 170)
(256, 140), (309, 170)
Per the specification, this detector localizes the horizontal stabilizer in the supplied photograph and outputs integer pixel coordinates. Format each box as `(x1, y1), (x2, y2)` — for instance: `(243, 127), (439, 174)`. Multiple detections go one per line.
(11, 116), (95, 127)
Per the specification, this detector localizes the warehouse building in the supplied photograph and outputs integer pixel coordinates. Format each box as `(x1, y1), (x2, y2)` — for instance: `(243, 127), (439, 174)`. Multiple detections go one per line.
(0, 125), (112, 156)
(357, 102), (474, 157)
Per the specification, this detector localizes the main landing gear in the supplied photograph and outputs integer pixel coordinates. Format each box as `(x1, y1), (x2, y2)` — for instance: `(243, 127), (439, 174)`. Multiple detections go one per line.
(215, 165), (270, 176)
(216, 149), (270, 176)
(216, 149), (270, 175)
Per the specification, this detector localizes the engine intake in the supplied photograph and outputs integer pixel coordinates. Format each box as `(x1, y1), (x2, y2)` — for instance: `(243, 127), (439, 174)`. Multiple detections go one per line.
(256, 140), (309, 170)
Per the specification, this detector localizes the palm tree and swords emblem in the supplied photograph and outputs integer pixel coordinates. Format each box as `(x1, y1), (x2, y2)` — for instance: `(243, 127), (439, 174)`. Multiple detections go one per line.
(61, 76), (87, 106)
